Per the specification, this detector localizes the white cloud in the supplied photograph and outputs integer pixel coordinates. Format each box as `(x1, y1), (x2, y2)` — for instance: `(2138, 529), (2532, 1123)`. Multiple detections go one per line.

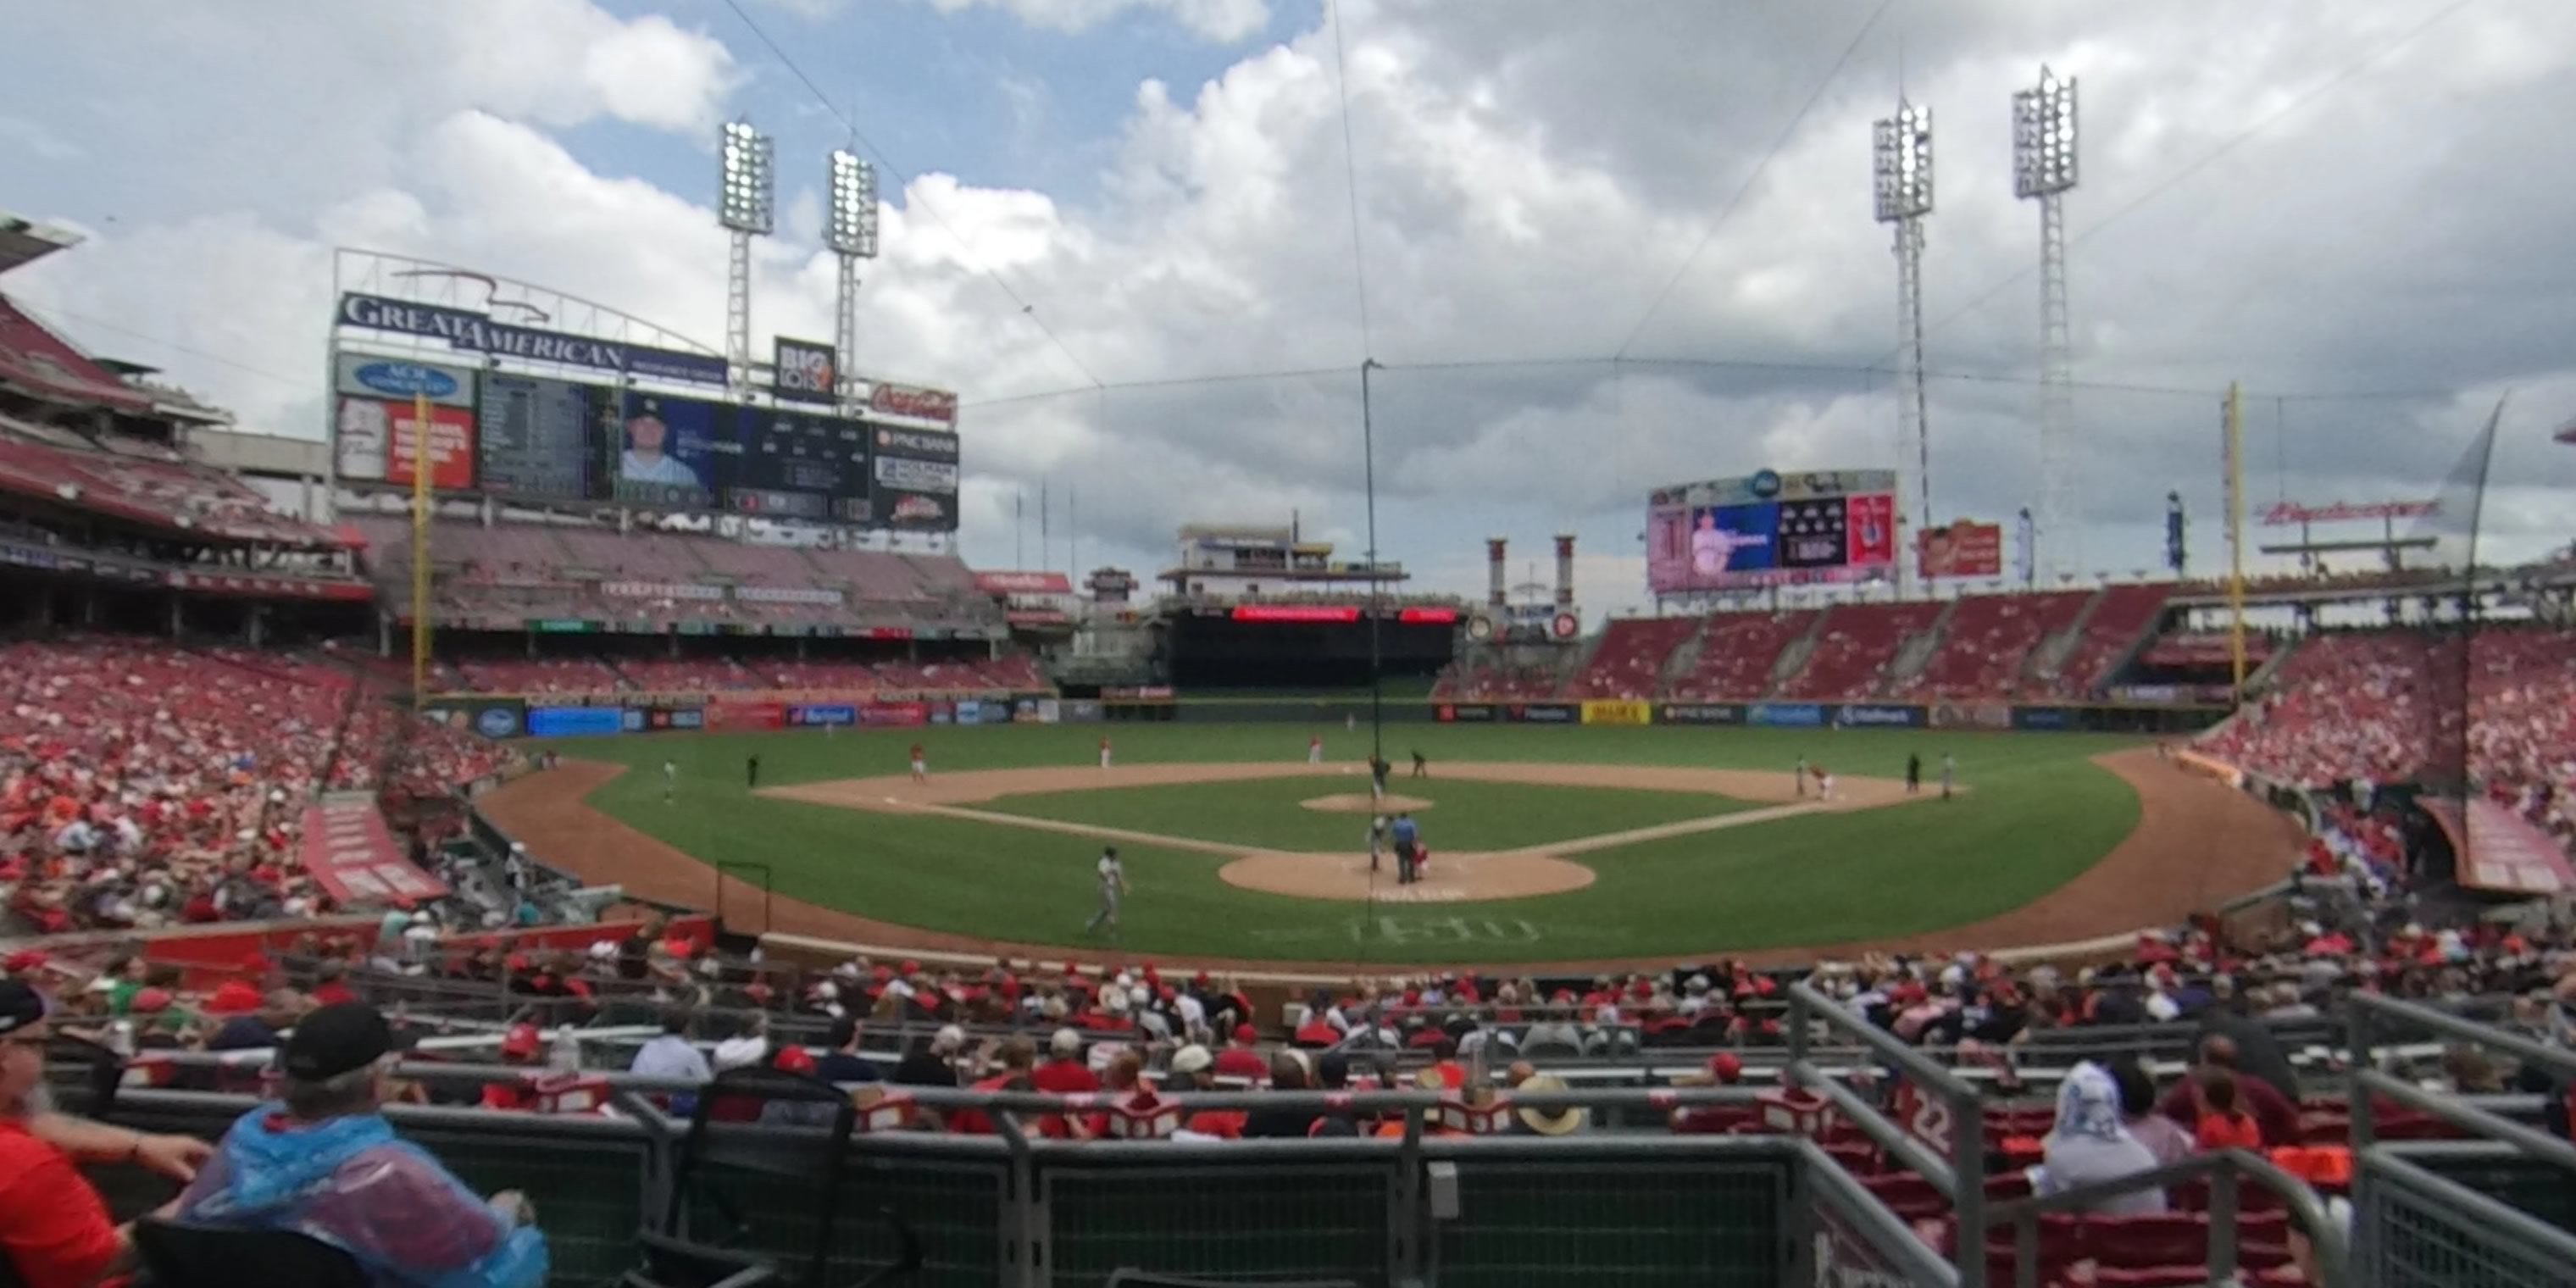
(918, 0), (1271, 43)
(8, 0), (2576, 621)
(0, 115), (82, 160)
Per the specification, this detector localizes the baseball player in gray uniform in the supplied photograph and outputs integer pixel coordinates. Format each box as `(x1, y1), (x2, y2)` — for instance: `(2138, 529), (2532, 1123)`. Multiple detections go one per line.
(1085, 845), (1128, 936)
(1367, 815), (1390, 873)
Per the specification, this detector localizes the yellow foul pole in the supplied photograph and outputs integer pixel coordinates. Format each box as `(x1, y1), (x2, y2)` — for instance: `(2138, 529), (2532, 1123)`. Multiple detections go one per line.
(410, 386), (432, 711)
(2224, 381), (2248, 701)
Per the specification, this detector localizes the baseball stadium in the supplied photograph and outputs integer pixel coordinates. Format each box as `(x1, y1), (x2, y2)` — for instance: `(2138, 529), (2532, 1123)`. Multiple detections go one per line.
(8, 7), (2576, 1288)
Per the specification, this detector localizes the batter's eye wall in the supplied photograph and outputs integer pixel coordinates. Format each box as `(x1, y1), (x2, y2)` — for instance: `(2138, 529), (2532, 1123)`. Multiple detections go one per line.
(1165, 617), (1456, 687)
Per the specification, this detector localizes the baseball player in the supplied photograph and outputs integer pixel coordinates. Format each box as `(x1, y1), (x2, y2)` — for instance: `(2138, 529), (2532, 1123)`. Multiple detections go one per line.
(1308, 734), (1324, 765)
(1098, 736), (1113, 770)
(662, 758), (678, 803)
(1940, 753), (1957, 802)
(1905, 753), (1921, 796)
(746, 754), (760, 790)
(908, 741), (928, 784)
(1410, 749), (1428, 779)
(1368, 754), (1391, 800)
(1085, 845), (1128, 936)
(1814, 764), (1835, 802)
(1793, 754), (1808, 798)
(1367, 815), (1389, 872)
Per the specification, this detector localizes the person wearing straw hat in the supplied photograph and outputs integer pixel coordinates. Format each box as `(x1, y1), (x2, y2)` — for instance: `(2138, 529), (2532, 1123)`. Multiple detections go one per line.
(1511, 1074), (1585, 1137)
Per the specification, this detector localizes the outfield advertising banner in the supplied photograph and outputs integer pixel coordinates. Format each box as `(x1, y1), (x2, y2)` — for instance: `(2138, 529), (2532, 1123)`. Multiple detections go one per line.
(1511, 703), (1579, 724)
(704, 701), (787, 732)
(1062, 700), (1105, 724)
(1580, 699), (1654, 726)
(1833, 703), (1924, 729)
(526, 706), (626, 737)
(1746, 702), (1827, 728)
(1929, 702), (2012, 731)
(2012, 707), (2075, 730)
(789, 704), (857, 727)
(861, 702), (930, 727)
(1659, 702), (1746, 725)
(420, 698), (526, 741)
(1438, 704), (1498, 723)
(952, 699), (987, 726)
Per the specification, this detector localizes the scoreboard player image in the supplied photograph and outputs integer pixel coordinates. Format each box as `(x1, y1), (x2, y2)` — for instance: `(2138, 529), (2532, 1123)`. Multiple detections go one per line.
(612, 393), (719, 508)
(620, 399), (705, 488)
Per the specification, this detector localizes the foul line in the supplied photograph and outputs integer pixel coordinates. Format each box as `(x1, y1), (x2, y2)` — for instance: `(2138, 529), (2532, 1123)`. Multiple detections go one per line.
(881, 796), (1865, 862)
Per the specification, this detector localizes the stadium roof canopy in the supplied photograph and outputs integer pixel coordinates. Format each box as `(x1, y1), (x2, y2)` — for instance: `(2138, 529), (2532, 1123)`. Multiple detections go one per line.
(0, 212), (81, 278)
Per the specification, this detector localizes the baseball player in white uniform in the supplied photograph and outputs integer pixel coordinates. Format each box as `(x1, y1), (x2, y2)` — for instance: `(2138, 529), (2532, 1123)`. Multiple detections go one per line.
(1367, 815), (1389, 873)
(662, 758), (678, 803)
(1308, 735), (1324, 764)
(1085, 845), (1128, 936)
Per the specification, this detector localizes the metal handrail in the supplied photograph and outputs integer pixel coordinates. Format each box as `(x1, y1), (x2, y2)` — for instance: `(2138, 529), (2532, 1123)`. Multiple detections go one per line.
(2347, 993), (2576, 1155)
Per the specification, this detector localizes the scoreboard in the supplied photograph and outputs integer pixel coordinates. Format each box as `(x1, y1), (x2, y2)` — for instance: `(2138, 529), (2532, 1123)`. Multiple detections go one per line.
(476, 373), (598, 500)
(727, 408), (871, 522)
(1645, 469), (1899, 592)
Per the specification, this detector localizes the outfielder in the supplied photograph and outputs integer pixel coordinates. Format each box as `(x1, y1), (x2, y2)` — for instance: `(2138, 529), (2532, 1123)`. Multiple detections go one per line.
(1940, 753), (1956, 802)
(1098, 736), (1113, 770)
(662, 758), (678, 803)
(1085, 845), (1128, 936)
(1793, 754), (1807, 798)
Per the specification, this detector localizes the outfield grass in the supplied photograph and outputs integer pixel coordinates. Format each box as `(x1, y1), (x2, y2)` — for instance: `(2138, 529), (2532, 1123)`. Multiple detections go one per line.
(975, 774), (1754, 852)
(539, 723), (2145, 963)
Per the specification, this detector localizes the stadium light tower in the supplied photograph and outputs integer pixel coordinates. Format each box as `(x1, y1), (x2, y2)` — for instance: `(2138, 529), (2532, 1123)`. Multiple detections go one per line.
(2014, 66), (2079, 582)
(1873, 97), (1935, 592)
(717, 119), (776, 392)
(825, 148), (880, 412)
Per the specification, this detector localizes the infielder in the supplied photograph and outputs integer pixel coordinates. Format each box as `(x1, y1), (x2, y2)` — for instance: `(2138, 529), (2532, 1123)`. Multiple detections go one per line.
(662, 758), (678, 803)
(1085, 845), (1128, 936)
(1814, 764), (1835, 802)
(1940, 753), (1956, 802)
(1368, 754), (1391, 800)
(1793, 754), (1808, 798)
(1098, 736), (1113, 770)
(910, 741), (928, 785)
(1308, 735), (1324, 765)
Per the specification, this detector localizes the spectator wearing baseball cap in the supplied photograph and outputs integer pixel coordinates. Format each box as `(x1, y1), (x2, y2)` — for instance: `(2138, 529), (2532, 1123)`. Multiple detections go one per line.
(175, 1002), (551, 1288)
(1, 977), (170, 1288)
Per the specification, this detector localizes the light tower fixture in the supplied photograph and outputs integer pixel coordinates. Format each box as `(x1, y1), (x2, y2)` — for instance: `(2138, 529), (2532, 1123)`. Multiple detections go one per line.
(716, 119), (775, 392)
(2013, 66), (2079, 583)
(825, 148), (880, 412)
(1873, 97), (1934, 592)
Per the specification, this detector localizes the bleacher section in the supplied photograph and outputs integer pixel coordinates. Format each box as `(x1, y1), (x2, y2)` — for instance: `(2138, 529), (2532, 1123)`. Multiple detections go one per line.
(1668, 609), (1818, 701)
(1900, 591), (2090, 700)
(1776, 601), (1945, 699)
(2045, 583), (2172, 697)
(1564, 617), (1696, 699)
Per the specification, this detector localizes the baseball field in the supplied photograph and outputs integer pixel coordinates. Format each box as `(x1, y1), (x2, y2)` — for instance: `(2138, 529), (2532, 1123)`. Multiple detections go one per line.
(480, 722), (2301, 969)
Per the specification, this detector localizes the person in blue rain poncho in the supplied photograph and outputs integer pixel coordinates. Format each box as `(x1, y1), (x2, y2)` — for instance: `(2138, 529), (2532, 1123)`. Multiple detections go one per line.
(175, 1003), (549, 1288)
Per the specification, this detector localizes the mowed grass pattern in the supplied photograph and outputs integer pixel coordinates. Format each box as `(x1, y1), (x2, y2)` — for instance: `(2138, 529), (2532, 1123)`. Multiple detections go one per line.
(974, 774), (1755, 852)
(544, 723), (2145, 963)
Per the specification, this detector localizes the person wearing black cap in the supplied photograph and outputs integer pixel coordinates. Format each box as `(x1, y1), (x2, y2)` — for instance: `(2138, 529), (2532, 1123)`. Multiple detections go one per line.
(1, 978), (175, 1288)
(175, 1002), (550, 1288)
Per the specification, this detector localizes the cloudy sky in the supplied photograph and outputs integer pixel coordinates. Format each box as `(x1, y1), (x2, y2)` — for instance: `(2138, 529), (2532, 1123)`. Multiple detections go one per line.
(3, 0), (2571, 617)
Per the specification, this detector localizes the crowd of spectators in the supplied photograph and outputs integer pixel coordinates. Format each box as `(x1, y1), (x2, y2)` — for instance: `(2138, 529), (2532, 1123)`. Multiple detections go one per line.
(1, 636), (517, 935)
(2203, 625), (2575, 850)
(433, 650), (1053, 697)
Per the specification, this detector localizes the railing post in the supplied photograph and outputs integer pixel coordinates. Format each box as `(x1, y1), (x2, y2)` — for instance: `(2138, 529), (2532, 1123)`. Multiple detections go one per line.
(2346, 995), (2377, 1150)
(1951, 1074), (1985, 1288)
(2207, 1160), (2240, 1285)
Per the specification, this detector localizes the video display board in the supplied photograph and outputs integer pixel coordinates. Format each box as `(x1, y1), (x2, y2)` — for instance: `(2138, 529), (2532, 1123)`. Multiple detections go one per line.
(868, 422), (961, 532)
(476, 373), (603, 501)
(1646, 468), (1897, 591)
(606, 391), (724, 510)
(724, 408), (872, 522)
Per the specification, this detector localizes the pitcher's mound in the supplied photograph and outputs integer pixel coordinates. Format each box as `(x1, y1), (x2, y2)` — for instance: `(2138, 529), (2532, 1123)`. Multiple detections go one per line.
(1302, 792), (1433, 813)
(1220, 850), (1592, 902)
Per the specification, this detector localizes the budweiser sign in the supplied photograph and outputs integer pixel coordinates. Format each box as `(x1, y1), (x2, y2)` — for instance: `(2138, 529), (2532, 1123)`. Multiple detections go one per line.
(2260, 499), (2439, 526)
(869, 380), (958, 425)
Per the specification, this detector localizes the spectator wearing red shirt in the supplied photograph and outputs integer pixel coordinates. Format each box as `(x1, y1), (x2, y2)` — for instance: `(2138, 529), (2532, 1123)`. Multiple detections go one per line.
(0, 980), (167, 1288)
(2157, 1034), (2300, 1146)
(1213, 1024), (1269, 1080)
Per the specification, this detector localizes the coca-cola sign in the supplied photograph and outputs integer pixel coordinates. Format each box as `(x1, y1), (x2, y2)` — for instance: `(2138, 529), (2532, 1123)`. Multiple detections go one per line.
(869, 381), (958, 425)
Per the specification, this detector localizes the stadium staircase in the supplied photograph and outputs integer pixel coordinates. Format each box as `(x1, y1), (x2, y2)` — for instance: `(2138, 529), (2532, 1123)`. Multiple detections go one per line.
(2025, 586), (2106, 683)
(1764, 611), (1830, 692)
(1658, 620), (1710, 690)
(1879, 599), (1958, 693)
